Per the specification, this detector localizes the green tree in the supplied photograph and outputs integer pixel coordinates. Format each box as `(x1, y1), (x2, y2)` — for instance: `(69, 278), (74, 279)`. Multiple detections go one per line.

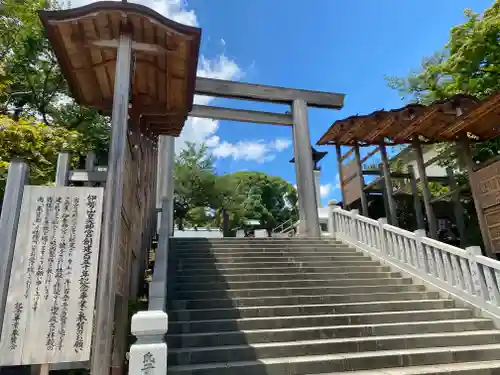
(386, 1), (500, 165)
(218, 171), (298, 233)
(0, 0), (111, 161)
(0, 115), (86, 199)
(173, 142), (218, 229)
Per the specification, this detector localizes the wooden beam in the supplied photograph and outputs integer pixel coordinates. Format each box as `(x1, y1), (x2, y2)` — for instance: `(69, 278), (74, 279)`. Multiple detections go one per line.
(354, 145), (369, 216)
(360, 147), (379, 164)
(188, 104), (293, 125)
(340, 147), (355, 163)
(413, 139), (438, 239)
(380, 145), (398, 226)
(195, 77), (345, 109)
(408, 165), (425, 230)
(362, 170), (410, 178)
(363, 176), (383, 191)
(336, 145), (347, 204)
(447, 167), (466, 248)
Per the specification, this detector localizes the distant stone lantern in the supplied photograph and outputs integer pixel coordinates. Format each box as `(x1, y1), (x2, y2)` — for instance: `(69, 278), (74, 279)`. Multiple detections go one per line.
(290, 146), (327, 208)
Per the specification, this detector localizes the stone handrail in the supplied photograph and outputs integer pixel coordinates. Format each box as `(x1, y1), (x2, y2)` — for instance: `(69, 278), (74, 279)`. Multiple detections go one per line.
(128, 197), (171, 375)
(329, 206), (500, 323)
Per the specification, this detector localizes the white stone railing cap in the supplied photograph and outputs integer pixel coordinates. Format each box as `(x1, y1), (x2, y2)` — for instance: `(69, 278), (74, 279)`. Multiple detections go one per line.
(131, 310), (168, 336)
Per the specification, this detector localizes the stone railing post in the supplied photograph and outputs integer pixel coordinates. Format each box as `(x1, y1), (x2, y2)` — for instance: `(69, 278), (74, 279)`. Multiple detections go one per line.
(414, 229), (428, 274)
(327, 206), (335, 236)
(466, 246), (489, 300)
(377, 218), (388, 255)
(129, 311), (168, 375)
(0, 160), (29, 336)
(350, 209), (359, 242)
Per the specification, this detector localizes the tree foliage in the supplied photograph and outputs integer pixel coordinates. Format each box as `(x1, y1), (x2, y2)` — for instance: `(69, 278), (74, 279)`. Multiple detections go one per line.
(0, 115), (85, 199)
(173, 142), (298, 232)
(386, 1), (500, 166)
(0, 0), (111, 164)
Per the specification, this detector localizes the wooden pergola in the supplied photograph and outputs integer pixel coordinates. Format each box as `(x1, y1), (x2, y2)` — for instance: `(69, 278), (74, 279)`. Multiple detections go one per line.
(40, 1), (201, 137)
(317, 92), (500, 258)
(317, 93), (500, 146)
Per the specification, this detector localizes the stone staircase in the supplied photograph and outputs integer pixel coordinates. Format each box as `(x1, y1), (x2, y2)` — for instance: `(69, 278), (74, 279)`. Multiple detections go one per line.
(166, 238), (500, 375)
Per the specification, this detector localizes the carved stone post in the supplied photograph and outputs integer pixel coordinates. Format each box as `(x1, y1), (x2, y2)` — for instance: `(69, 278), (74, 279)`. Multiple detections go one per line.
(55, 151), (70, 186)
(129, 311), (168, 375)
(0, 160), (28, 336)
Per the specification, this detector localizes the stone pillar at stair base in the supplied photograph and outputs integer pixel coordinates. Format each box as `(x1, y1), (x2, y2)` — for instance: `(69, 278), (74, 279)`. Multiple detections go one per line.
(129, 311), (168, 375)
(156, 135), (175, 234)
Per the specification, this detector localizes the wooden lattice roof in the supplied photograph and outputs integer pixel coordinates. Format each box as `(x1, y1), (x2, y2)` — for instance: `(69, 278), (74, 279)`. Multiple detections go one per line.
(317, 93), (500, 146)
(40, 1), (201, 137)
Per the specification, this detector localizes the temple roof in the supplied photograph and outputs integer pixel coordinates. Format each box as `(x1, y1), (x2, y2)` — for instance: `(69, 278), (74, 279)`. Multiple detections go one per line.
(40, 1), (201, 136)
(317, 93), (500, 146)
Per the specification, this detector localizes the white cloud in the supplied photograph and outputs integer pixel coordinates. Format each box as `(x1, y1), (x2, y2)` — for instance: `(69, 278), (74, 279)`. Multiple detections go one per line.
(209, 138), (291, 164)
(320, 184), (332, 198)
(176, 54), (243, 154)
(69, 0), (199, 26)
(68, 0), (244, 155)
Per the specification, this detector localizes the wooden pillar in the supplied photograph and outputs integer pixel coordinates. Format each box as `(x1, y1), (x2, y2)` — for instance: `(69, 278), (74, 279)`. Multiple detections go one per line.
(335, 145), (347, 206)
(379, 164), (391, 220)
(354, 144), (369, 216)
(292, 99), (320, 237)
(55, 150), (70, 186)
(413, 139), (438, 239)
(91, 32), (133, 375)
(446, 167), (466, 248)
(85, 151), (96, 187)
(379, 145), (397, 226)
(0, 160), (28, 336)
(408, 165), (425, 230)
(458, 139), (494, 257)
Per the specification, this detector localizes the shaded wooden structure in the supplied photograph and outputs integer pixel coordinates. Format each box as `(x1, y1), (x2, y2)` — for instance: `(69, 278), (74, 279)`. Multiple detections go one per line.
(317, 93), (500, 259)
(40, 1), (201, 136)
(40, 2), (201, 375)
(317, 94), (500, 146)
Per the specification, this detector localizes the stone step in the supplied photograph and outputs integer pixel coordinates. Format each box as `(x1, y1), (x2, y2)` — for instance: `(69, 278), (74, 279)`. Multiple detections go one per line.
(172, 239), (339, 244)
(167, 318), (494, 348)
(173, 244), (345, 251)
(177, 254), (367, 265)
(168, 299), (457, 321)
(175, 251), (361, 261)
(175, 284), (426, 300)
(320, 360), (500, 374)
(174, 271), (400, 284)
(167, 343), (500, 375)
(174, 277), (412, 291)
(171, 291), (441, 310)
(168, 308), (473, 334)
(177, 259), (376, 271)
(168, 330), (500, 366)
(177, 265), (390, 277)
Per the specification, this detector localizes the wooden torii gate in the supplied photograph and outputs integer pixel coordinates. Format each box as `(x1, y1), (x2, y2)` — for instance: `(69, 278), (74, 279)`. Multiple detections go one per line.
(317, 93), (500, 258)
(38, 2), (346, 375)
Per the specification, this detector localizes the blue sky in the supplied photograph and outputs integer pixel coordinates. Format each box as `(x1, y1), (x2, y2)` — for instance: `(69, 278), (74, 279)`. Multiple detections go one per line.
(79, 0), (494, 203)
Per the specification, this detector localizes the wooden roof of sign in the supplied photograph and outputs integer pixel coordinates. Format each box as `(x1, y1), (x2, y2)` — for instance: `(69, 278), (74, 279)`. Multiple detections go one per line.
(317, 93), (500, 146)
(39, 1), (201, 137)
